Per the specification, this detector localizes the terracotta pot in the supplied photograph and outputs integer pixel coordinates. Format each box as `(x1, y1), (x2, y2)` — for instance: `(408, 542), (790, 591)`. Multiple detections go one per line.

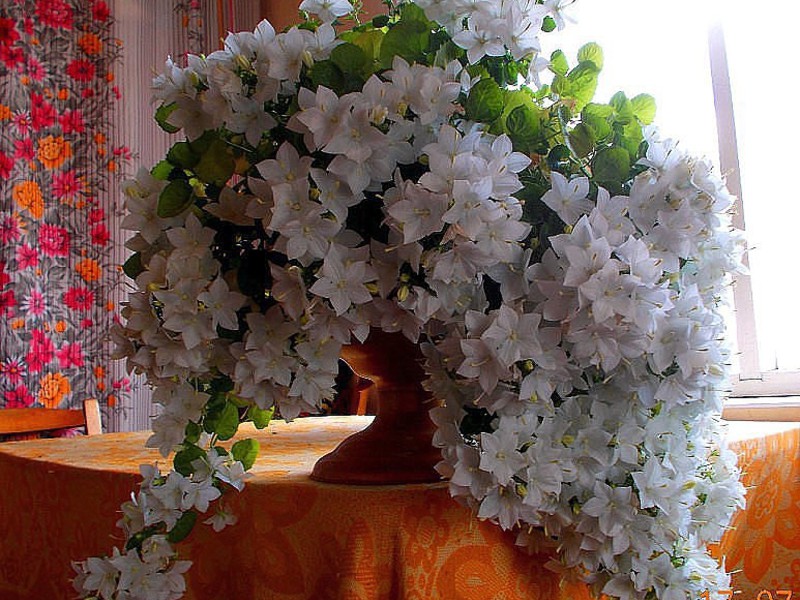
(310, 329), (442, 485)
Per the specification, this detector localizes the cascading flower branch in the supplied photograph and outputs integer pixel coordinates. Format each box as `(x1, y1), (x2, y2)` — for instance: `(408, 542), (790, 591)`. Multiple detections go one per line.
(73, 0), (746, 599)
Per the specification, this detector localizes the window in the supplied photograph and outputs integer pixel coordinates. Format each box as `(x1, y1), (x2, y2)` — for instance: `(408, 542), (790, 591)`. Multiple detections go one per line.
(548, 1), (800, 415)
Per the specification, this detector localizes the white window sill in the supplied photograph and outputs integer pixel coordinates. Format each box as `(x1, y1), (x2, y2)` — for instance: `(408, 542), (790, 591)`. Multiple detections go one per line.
(722, 396), (800, 422)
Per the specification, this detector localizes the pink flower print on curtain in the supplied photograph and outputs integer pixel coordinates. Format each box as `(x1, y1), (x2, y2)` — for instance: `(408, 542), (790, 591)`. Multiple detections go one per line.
(0, 0), (128, 415)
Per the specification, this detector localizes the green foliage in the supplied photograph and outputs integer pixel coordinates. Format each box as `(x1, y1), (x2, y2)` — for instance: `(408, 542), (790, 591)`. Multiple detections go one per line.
(167, 510), (197, 544)
(167, 141), (200, 170)
(232, 438), (260, 470)
(248, 405), (274, 429)
(577, 42), (604, 69)
(157, 179), (194, 218)
(154, 103), (180, 133)
(174, 443), (206, 477)
(554, 61), (599, 112)
(568, 122), (596, 159)
(505, 105), (541, 153)
(549, 50), (569, 76)
(592, 146), (631, 193)
(631, 93), (657, 125)
(151, 159), (175, 180)
(310, 60), (346, 91)
(465, 78), (504, 123)
(194, 138), (236, 187)
(379, 11), (430, 68)
(122, 252), (144, 280)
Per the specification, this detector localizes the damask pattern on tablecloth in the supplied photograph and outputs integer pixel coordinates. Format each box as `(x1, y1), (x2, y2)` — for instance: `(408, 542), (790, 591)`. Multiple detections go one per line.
(717, 426), (800, 597)
(0, 0), (130, 412)
(0, 418), (595, 600)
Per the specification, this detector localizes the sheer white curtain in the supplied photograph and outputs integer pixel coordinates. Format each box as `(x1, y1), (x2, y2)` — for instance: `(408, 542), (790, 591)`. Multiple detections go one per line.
(108, 0), (261, 431)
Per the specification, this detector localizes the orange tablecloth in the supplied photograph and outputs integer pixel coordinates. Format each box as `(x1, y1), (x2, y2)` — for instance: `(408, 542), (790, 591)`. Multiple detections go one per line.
(718, 422), (800, 597)
(0, 416), (592, 600)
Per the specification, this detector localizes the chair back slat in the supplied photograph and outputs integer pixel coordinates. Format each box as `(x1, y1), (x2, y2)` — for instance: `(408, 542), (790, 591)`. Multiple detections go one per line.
(0, 400), (103, 436)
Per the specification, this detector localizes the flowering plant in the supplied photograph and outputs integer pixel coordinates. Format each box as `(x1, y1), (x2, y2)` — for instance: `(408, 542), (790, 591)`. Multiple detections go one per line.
(74, 0), (746, 598)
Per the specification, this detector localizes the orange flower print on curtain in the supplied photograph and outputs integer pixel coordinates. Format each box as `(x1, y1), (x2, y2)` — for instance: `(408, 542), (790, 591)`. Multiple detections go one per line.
(37, 135), (73, 169)
(0, 0), (129, 418)
(11, 180), (44, 219)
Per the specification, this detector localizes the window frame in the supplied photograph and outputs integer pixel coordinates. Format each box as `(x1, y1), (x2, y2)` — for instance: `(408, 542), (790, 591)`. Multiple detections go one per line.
(708, 22), (800, 418)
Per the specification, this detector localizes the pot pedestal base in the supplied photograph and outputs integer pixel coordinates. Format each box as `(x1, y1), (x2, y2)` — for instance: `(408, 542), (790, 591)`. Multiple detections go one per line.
(310, 330), (441, 485)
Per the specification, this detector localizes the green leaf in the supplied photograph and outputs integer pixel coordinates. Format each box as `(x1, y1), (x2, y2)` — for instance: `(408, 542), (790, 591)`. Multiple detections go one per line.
(379, 19), (429, 68)
(542, 15), (557, 33)
(465, 78), (504, 123)
(214, 401), (240, 441)
(167, 141), (200, 170)
(610, 91), (634, 123)
(583, 102), (615, 119)
(167, 510), (197, 543)
(330, 42), (368, 74)
(122, 253), (144, 280)
(577, 42), (604, 70)
(194, 138), (235, 187)
(310, 60), (345, 92)
(154, 103), (180, 134)
(549, 50), (569, 76)
(347, 29), (384, 62)
(506, 104), (541, 147)
(372, 14), (389, 28)
(565, 62), (599, 111)
(151, 160), (174, 181)
(174, 444), (206, 476)
(581, 104), (613, 141)
(188, 130), (219, 156)
(231, 438), (260, 470)
(396, 1), (431, 26)
(631, 93), (657, 125)
(547, 144), (571, 171)
(157, 179), (193, 218)
(592, 146), (631, 189)
(248, 405), (274, 429)
(569, 122), (596, 159)
(184, 421), (202, 444)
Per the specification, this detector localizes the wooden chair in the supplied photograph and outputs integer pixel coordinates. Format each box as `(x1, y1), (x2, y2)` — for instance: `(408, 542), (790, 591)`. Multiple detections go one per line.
(0, 399), (102, 438)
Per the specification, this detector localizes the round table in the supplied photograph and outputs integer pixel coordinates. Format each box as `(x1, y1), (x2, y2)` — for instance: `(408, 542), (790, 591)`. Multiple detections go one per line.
(0, 416), (593, 600)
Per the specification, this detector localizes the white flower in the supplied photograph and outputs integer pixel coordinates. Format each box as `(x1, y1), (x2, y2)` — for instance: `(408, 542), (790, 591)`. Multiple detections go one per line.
(77, 555), (119, 600)
(453, 13), (506, 65)
(198, 278), (246, 331)
(632, 457), (680, 513)
(256, 141), (314, 186)
(541, 172), (593, 225)
(121, 167), (169, 244)
(109, 548), (154, 595)
(482, 305), (542, 367)
(479, 429), (527, 485)
(477, 486), (523, 530)
(299, 0), (353, 23)
(386, 180), (448, 244)
(166, 213), (217, 261)
(308, 246), (376, 315)
(324, 106), (387, 163)
(226, 95), (277, 146)
(204, 507), (239, 532)
(266, 27), (314, 82)
(215, 460), (250, 492)
(279, 206), (340, 263)
(457, 337), (506, 393)
(581, 481), (637, 539)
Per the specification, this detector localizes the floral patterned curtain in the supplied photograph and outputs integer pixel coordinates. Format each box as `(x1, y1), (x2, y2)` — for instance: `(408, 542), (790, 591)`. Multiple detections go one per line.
(0, 0), (263, 429)
(0, 0), (129, 414)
